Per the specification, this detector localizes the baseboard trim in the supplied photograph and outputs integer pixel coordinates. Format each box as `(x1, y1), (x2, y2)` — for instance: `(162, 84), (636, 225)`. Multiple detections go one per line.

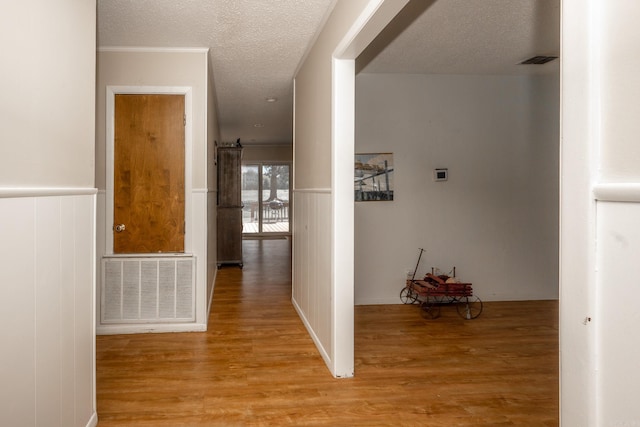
(86, 411), (98, 427)
(291, 297), (333, 376)
(206, 267), (217, 326)
(97, 322), (207, 335)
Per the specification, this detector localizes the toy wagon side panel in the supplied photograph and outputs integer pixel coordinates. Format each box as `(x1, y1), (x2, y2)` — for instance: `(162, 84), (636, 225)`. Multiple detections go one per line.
(425, 283), (474, 297)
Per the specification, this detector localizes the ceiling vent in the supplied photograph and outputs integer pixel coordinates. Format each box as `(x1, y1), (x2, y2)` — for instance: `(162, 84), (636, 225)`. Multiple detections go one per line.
(519, 55), (558, 65)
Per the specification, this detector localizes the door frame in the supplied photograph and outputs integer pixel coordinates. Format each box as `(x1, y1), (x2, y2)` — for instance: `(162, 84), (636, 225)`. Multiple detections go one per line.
(105, 86), (193, 255)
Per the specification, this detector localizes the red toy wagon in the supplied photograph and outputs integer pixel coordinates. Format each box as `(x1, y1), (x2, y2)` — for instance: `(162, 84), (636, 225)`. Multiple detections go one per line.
(400, 248), (483, 320)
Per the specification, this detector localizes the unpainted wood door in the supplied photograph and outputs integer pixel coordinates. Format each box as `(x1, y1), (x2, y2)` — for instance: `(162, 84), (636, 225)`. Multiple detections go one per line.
(114, 94), (185, 253)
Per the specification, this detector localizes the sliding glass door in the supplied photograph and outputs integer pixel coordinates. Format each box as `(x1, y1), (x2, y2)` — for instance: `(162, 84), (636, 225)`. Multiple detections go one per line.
(242, 163), (290, 235)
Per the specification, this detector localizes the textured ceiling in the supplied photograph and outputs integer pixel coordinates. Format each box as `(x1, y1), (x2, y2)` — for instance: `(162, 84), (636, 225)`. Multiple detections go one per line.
(97, 0), (560, 145)
(359, 0), (560, 75)
(97, 0), (336, 144)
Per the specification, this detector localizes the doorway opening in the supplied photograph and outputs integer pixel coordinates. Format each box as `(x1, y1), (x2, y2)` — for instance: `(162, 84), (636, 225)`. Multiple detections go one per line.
(242, 163), (291, 235)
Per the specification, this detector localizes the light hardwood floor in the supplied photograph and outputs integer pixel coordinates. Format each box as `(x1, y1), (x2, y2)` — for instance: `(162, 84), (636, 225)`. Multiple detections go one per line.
(96, 239), (559, 426)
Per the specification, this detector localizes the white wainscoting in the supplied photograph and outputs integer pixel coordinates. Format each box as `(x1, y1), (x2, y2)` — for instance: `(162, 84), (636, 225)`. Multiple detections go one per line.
(192, 189), (209, 327)
(291, 189), (332, 371)
(0, 192), (97, 427)
(595, 195), (640, 425)
(206, 189), (218, 318)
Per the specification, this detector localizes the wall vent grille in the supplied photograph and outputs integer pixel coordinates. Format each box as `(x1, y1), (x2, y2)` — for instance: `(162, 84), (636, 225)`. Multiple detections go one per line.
(519, 55), (558, 65)
(102, 257), (195, 324)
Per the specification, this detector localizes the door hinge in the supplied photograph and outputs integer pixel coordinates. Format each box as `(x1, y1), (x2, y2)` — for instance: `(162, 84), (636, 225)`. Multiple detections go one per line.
(184, 114), (186, 126)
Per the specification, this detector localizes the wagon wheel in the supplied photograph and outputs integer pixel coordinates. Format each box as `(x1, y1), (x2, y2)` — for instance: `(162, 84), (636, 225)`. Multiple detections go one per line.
(420, 298), (441, 319)
(400, 286), (418, 304)
(456, 296), (483, 320)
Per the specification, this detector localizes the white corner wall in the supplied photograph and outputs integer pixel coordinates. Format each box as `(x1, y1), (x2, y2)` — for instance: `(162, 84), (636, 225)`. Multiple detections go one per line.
(0, 0), (97, 425)
(593, 3), (640, 421)
(293, 0), (408, 377)
(355, 73), (559, 304)
(562, 1), (640, 425)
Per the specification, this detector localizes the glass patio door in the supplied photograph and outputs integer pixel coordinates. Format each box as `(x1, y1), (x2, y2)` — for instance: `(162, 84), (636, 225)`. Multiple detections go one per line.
(242, 164), (290, 235)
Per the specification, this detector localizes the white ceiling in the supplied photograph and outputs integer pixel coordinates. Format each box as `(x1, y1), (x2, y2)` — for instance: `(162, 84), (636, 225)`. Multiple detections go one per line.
(97, 0), (560, 145)
(358, 0), (559, 75)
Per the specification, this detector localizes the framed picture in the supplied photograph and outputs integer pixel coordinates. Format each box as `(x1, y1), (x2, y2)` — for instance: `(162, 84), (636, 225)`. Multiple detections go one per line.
(355, 153), (394, 201)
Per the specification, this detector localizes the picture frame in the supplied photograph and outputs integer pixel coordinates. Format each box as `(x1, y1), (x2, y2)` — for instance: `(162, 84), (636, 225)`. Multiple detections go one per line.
(355, 153), (394, 201)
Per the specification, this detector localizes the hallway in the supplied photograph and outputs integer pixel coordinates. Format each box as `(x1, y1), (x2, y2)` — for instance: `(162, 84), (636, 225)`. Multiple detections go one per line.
(96, 238), (558, 426)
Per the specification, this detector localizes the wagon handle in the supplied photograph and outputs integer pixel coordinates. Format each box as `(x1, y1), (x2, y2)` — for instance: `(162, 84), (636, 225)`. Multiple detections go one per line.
(411, 248), (425, 281)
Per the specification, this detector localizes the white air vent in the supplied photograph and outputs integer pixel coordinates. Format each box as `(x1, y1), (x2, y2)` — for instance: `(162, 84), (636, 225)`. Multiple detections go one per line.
(102, 257), (195, 324)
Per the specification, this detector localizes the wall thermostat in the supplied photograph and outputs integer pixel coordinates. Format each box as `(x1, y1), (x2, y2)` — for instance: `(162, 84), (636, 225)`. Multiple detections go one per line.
(434, 168), (448, 181)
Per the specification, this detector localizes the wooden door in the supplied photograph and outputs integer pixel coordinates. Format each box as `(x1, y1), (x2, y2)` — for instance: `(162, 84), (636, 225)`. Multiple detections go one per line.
(114, 94), (185, 253)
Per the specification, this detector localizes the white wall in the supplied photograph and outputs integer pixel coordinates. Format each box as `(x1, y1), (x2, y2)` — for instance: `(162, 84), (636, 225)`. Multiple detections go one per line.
(599, 2), (640, 182)
(293, 0), (367, 377)
(0, 1), (95, 188)
(561, 1), (640, 425)
(293, 0), (369, 378)
(593, 6), (640, 422)
(355, 73), (559, 304)
(293, 0), (408, 377)
(207, 59), (221, 315)
(0, 195), (96, 427)
(242, 143), (293, 163)
(0, 1), (97, 425)
(594, 201), (640, 425)
(96, 48), (215, 333)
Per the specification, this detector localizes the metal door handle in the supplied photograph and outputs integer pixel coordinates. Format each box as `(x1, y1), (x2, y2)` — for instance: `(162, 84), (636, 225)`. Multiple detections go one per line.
(114, 224), (126, 232)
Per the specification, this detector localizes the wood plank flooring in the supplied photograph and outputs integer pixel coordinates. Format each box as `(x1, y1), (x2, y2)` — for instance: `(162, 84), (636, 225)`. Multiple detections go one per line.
(96, 238), (559, 426)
